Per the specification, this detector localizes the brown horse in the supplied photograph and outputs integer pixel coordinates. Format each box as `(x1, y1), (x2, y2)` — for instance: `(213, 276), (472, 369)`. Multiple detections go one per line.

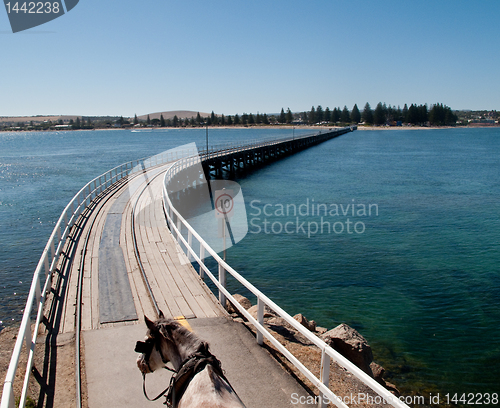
(136, 312), (245, 408)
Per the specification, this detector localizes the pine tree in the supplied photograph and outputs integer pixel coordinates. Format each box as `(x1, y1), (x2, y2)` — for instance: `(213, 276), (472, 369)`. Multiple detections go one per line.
(402, 104), (408, 123)
(373, 102), (386, 125)
(341, 106), (350, 123)
(316, 105), (324, 123)
(248, 113), (255, 124)
(172, 115), (179, 127)
(407, 104), (418, 125)
(332, 108), (340, 123)
(324, 107), (331, 123)
(227, 115), (233, 125)
(286, 108), (293, 124)
(362, 103), (373, 124)
(134, 114), (138, 125)
(147, 115), (151, 125)
(160, 114), (165, 127)
(309, 106), (316, 124)
(211, 111), (216, 126)
(279, 108), (286, 124)
(196, 112), (202, 126)
(263, 113), (269, 125)
(351, 104), (361, 124)
(234, 114), (240, 125)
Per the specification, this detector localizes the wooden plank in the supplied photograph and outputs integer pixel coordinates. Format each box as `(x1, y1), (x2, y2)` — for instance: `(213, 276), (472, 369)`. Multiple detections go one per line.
(137, 209), (186, 317)
(155, 242), (214, 318)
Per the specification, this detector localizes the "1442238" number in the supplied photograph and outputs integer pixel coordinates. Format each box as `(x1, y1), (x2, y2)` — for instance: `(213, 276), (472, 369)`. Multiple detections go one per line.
(5, 2), (60, 14)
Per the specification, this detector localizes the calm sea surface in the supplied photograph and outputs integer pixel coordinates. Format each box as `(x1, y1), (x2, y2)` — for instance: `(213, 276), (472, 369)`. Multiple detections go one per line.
(1, 127), (499, 397)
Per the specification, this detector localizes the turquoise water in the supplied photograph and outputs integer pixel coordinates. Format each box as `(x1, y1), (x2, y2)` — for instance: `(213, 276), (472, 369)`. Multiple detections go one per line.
(1, 128), (499, 398)
(223, 128), (500, 397)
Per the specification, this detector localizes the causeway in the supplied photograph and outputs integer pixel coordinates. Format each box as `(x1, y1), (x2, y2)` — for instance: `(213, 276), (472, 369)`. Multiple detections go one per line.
(41, 161), (309, 407)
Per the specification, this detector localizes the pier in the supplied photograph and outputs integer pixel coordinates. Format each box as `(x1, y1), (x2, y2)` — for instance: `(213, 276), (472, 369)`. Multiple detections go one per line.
(2, 126), (409, 408)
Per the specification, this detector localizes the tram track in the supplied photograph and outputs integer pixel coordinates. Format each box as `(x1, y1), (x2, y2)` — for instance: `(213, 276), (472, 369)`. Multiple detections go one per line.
(74, 163), (170, 408)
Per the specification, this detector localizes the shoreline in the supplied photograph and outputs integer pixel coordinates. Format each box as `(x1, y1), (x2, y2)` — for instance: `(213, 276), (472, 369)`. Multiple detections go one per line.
(1, 124), (499, 133)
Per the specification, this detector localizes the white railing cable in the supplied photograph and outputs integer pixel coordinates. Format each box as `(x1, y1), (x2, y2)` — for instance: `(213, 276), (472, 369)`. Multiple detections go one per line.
(162, 127), (408, 408)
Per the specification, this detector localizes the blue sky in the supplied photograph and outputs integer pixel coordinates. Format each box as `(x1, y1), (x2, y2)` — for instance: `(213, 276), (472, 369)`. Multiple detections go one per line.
(1, 0), (499, 116)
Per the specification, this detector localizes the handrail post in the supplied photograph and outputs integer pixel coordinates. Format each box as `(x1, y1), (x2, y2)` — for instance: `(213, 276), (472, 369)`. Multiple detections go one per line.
(44, 254), (50, 279)
(176, 218), (182, 245)
(24, 316), (32, 359)
(187, 231), (192, 262)
(218, 263), (226, 309)
(319, 349), (331, 408)
(35, 274), (41, 307)
(199, 246), (205, 280)
(256, 297), (264, 345)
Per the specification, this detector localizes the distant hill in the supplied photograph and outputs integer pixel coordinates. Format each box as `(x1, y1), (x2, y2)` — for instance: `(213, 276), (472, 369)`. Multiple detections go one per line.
(137, 110), (211, 121)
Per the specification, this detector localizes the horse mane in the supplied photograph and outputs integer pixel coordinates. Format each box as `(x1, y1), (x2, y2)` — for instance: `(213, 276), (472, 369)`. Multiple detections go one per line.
(155, 318), (207, 357)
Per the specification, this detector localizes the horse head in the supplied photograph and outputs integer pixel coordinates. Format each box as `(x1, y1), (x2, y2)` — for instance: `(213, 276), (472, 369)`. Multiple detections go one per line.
(136, 310), (181, 373)
(136, 311), (204, 374)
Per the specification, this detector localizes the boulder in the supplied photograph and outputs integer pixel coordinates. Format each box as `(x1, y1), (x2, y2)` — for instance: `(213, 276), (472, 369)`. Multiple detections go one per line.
(247, 304), (276, 321)
(321, 323), (373, 376)
(384, 381), (400, 397)
(226, 294), (252, 313)
(370, 362), (385, 384)
(266, 317), (296, 337)
(293, 313), (316, 332)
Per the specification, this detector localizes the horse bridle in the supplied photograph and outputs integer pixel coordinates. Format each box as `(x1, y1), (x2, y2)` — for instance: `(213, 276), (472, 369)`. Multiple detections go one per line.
(135, 339), (232, 408)
(135, 337), (177, 403)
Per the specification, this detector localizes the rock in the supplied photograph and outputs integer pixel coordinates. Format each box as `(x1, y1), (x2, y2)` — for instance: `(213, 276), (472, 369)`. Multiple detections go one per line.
(247, 304), (276, 321)
(267, 317), (294, 330)
(226, 294), (252, 313)
(315, 326), (328, 335)
(321, 323), (374, 376)
(266, 317), (295, 337)
(293, 313), (316, 332)
(370, 362), (385, 384)
(309, 320), (318, 332)
(384, 381), (400, 397)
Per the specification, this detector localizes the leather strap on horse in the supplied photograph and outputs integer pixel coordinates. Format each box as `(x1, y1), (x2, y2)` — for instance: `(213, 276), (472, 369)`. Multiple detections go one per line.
(142, 363), (177, 402)
(165, 344), (228, 408)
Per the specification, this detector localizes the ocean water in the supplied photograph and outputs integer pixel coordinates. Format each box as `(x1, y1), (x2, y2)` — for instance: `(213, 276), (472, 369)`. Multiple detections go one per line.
(1, 127), (499, 398)
(223, 127), (500, 398)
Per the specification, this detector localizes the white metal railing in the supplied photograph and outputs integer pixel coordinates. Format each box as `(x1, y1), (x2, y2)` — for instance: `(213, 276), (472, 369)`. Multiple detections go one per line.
(1, 130), (356, 408)
(0, 147), (198, 408)
(199, 126), (354, 160)
(162, 133), (408, 408)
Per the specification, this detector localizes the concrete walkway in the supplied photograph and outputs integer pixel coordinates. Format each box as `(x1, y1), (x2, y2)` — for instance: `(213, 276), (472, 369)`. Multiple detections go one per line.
(83, 317), (310, 407)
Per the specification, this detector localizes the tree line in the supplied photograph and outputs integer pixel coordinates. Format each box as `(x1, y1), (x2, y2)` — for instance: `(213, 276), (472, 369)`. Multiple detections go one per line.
(0, 102), (460, 132)
(131, 102), (458, 129)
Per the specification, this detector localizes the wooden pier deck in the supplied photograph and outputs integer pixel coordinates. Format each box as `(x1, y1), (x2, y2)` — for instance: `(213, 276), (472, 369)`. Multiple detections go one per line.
(47, 163), (223, 336)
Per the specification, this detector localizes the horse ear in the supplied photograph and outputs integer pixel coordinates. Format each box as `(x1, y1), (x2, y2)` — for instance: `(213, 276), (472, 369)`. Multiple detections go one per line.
(159, 309), (165, 319)
(144, 315), (156, 331)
